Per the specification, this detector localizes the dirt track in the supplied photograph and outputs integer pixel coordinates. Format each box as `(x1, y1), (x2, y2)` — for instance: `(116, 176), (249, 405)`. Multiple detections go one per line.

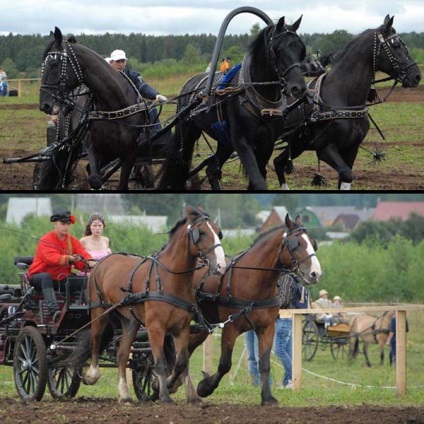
(0, 397), (423, 424)
(0, 85), (423, 191)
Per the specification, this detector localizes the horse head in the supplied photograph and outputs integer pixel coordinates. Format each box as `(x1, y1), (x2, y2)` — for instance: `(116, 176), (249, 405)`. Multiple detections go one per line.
(376, 15), (421, 88)
(185, 206), (226, 275)
(267, 16), (307, 99)
(40, 27), (84, 114)
(282, 214), (322, 285)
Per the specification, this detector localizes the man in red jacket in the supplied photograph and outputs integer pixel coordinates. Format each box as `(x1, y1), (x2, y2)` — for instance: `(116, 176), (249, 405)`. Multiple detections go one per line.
(28, 210), (95, 321)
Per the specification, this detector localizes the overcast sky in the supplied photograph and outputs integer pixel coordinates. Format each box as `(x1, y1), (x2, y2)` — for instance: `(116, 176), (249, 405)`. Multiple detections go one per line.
(2, 0), (424, 36)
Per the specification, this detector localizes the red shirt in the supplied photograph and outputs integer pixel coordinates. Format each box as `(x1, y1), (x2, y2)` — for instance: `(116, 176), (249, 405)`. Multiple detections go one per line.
(28, 231), (92, 280)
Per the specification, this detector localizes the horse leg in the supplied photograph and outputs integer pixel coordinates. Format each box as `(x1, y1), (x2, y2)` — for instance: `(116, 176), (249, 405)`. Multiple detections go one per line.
(147, 325), (173, 403)
(205, 144), (232, 190)
(317, 144), (354, 190)
(169, 329), (209, 394)
(197, 326), (238, 398)
(116, 317), (138, 403)
(85, 146), (104, 190)
(258, 326), (278, 406)
(165, 327), (201, 404)
(362, 341), (372, 367)
(273, 144), (307, 190)
(83, 308), (108, 385)
(118, 157), (136, 190)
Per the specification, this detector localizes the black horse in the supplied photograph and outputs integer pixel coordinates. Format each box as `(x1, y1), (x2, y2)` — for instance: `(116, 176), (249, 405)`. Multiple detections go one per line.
(273, 15), (421, 190)
(40, 27), (154, 190)
(159, 16), (307, 191)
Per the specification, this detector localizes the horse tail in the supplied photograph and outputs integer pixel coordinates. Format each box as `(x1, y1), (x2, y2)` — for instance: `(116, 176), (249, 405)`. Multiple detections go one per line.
(57, 323), (114, 368)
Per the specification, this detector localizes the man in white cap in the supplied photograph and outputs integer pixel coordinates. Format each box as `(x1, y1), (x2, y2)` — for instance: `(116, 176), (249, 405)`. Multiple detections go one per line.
(313, 289), (335, 326)
(110, 49), (167, 104)
(110, 49), (167, 131)
(332, 295), (349, 324)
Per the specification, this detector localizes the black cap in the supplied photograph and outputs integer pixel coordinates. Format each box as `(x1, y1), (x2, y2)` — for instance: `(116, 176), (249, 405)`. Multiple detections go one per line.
(50, 210), (76, 224)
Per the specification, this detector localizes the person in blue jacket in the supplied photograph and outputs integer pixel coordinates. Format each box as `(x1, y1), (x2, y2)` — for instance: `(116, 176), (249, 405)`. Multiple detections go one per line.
(110, 49), (167, 131)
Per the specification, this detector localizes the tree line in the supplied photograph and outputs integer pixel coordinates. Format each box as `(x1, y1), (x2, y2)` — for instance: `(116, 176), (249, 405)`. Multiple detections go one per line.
(1, 28), (424, 79)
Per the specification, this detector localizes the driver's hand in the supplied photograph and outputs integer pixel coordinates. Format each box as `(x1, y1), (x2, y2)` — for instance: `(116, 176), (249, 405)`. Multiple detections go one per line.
(88, 260), (97, 269)
(156, 94), (168, 103)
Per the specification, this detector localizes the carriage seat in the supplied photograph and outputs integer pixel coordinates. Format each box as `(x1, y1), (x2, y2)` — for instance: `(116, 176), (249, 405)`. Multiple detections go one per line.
(13, 256), (87, 303)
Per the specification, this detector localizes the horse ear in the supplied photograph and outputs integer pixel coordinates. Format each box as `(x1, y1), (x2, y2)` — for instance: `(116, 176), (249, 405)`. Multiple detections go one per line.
(54, 26), (63, 46)
(285, 213), (294, 228)
(294, 215), (302, 226)
(276, 17), (286, 33)
(185, 205), (199, 222)
(290, 15), (303, 32)
(382, 15), (394, 35)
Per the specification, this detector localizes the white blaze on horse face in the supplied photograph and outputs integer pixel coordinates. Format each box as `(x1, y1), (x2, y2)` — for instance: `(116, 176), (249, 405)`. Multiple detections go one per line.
(206, 221), (226, 275)
(301, 233), (322, 281)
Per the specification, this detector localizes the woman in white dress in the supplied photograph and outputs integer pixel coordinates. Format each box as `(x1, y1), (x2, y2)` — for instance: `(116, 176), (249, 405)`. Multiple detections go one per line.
(80, 212), (111, 261)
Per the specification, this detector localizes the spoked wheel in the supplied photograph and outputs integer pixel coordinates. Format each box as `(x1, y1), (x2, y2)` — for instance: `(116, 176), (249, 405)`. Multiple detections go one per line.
(132, 350), (156, 402)
(13, 326), (48, 401)
(330, 337), (349, 361)
(302, 318), (319, 361)
(48, 366), (82, 399)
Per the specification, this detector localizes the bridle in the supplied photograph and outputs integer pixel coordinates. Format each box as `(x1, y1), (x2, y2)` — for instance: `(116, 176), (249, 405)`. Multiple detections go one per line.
(40, 41), (84, 100)
(280, 226), (318, 281)
(266, 25), (305, 94)
(373, 30), (417, 85)
(187, 217), (223, 265)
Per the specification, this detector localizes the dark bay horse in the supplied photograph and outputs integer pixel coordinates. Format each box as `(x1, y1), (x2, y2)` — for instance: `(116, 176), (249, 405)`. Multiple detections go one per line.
(159, 16), (307, 191)
(273, 15), (421, 190)
(182, 214), (322, 405)
(349, 311), (395, 367)
(40, 27), (152, 190)
(64, 206), (226, 403)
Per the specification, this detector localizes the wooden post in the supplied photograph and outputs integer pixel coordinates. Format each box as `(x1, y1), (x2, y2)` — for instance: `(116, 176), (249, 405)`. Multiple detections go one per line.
(203, 334), (214, 374)
(396, 310), (407, 396)
(292, 313), (303, 391)
(18, 80), (22, 98)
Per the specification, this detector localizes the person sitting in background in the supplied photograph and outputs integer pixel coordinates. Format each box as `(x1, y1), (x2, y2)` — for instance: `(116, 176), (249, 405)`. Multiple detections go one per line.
(332, 295), (349, 324)
(313, 289), (336, 326)
(80, 212), (111, 261)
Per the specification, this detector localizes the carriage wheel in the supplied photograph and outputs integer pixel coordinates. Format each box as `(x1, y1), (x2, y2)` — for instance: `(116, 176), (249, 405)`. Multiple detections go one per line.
(13, 326), (48, 401)
(302, 319), (319, 361)
(330, 337), (349, 361)
(47, 366), (82, 399)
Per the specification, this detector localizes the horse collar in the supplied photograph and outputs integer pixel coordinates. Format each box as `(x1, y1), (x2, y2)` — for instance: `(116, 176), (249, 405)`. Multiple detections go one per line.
(239, 55), (287, 119)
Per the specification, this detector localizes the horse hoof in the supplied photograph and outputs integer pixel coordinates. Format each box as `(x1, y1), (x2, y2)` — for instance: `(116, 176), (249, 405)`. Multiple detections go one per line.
(261, 396), (279, 407)
(88, 175), (103, 190)
(196, 380), (213, 398)
(188, 396), (202, 404)
(118, 396), (133, 404)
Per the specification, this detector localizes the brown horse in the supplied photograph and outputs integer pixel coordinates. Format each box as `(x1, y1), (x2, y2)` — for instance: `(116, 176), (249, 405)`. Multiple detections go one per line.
(184, 214), (322, 406)
(65, 206), (226, 403)
(349, 311), (395, 367)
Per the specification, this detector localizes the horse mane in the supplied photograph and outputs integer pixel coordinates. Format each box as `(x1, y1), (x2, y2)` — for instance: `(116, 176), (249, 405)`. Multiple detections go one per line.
(331, 28), (374, 65)
(252, 224), (284, 246)
(249, 24), (272, 57)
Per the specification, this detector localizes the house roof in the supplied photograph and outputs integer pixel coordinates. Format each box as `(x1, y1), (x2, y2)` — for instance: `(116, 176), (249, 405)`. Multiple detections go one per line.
(372, 202), (424, 221)
(307, 206), (357, 226)
(6, 197), (52, 225)
(333, 213), (361, 230)
(272, 206), (289, 220)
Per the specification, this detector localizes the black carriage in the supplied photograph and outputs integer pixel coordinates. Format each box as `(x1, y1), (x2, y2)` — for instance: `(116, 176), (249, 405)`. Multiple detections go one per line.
(302, 314), (350, 361)
(0, 256), (174, 401)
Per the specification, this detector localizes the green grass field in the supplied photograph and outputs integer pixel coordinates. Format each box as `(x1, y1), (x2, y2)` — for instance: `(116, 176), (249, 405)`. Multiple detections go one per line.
(0, 309), (423, 406)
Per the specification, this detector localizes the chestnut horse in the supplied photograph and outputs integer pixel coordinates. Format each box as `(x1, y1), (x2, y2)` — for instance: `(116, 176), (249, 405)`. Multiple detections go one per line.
(185, 214), (322, 406)
(349, 311), (395, 367)
(65, 206), (226, 403)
